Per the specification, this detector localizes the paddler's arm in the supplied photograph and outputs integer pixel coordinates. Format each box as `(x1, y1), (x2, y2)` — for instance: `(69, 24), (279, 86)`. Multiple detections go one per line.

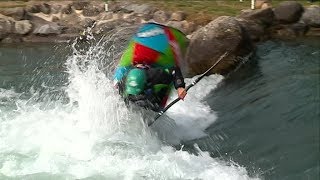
(172, 66), (187, 100)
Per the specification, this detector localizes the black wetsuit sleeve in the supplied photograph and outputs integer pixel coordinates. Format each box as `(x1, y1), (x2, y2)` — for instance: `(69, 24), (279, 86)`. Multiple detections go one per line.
(172, 66), (185, 89)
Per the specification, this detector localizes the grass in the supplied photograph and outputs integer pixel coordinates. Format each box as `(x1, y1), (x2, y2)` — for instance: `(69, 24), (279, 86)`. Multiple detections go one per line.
(133, 0), (319, 24)
(1, 0), (319, 23)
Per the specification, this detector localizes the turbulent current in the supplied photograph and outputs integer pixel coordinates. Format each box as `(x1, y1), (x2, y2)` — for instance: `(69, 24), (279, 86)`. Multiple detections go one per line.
(0, 34), (319, 180)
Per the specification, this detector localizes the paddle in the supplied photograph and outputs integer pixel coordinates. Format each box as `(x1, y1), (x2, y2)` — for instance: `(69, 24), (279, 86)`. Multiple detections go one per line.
(148, 52), (228, 126)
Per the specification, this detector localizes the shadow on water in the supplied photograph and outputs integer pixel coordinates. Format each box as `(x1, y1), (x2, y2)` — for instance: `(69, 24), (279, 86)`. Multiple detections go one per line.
(183, 39), (320, 180)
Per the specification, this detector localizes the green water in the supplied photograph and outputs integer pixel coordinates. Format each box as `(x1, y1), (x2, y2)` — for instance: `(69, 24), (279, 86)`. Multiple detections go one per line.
(187, 39), (320, 180)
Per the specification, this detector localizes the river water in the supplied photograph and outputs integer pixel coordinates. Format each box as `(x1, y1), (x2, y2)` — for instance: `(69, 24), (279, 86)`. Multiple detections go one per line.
(0, 35), (319, 180)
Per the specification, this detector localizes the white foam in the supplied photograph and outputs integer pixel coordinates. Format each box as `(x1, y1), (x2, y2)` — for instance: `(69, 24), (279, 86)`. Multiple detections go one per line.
(0, 36), (260, 179)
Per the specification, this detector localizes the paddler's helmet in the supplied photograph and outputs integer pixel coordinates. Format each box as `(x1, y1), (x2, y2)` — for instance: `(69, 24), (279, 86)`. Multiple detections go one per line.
(125, 68), (147, 96)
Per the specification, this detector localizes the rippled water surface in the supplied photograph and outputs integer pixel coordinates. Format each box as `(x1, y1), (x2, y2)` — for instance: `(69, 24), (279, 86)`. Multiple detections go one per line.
(0, 37), (319, 180)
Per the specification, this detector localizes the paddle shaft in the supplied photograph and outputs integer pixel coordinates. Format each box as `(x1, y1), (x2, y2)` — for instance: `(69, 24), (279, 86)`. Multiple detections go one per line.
(148, 52), (228, 126)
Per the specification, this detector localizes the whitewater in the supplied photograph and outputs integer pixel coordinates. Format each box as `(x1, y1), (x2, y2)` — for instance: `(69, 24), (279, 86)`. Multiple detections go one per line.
(0, 33), (260, 179)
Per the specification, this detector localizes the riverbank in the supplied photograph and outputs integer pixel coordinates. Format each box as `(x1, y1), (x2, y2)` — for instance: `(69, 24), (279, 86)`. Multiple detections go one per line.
(0, 0), (319, 75)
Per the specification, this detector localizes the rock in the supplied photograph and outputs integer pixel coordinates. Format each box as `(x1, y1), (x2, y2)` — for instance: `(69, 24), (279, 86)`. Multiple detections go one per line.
(29, 15), (62, 35)
(51, 4), (62, 14)
(39, 3), (51, 14)
(81, 18), (96, 28)
(301, 6), (320, 28)
(107, 1), (122, 12)
(0, 7), (26, 21)
(238, 8), (274, 26)
(185, 16), (254, 75)
(261, 3), (272, 9)
(58, 13), (82, 33)
(269, 23), (309, 39)
(170, 11), (186, 21)
(25, 4), (41, 13)
(123, 4), (154, 15)
(33, 23), (62, 35)
(255, 0), (272, 9)
(153, 10), (169, 24)
(166, 20), (195, 35)
(83, 4), (105, 17)
(61, 4), (72, 14)
(1, 36), (22, 43)
(306, 27), (320, 36)
(14, 20), (33, 35)
(93, 19), (125, 34)
(0, 16), (13, 40)
(52, 16), (60, 22)
(236, 18), (266, 41)
(274, 1), (303, 23)
(72, 1), (90, 10)
(98, 12), (114, 20)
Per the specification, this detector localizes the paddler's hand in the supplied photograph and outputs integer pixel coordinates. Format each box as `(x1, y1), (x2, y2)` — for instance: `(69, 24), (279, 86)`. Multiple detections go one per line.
(177, 87), (187, 100)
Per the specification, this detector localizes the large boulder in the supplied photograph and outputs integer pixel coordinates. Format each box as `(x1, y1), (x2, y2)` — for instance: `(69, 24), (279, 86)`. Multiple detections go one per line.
(185, 16), (254, 76)
(274, 1), (303, 23)
(238, 8), (274, 26)
(14, 20), (33, 35)
(0, 7), (26, 21)
(301, 6), (320, 28)
(0, 16), (14, 40)
(236, 18), (266, 42)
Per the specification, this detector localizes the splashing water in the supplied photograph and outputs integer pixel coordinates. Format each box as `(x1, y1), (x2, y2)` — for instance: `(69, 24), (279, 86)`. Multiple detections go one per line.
(0, 32), (259, 179)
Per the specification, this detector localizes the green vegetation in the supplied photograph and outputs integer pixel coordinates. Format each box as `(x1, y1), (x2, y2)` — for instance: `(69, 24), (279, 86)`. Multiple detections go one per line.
(133, 0), (319, 24)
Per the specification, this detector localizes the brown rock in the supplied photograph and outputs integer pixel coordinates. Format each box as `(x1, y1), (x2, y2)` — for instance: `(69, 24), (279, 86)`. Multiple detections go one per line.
(25, 4), (41, 13)
(98, 12), (113, 20)
(58, 13), (82, 33)
(61, 4), (73, 14)
(274, 1), (303, 23)
(72, 1), (90, 10)
(0, 7), (26, 21)
(301, 6), (320, 28)
(236, 18), (266, 41)
(83, 4), (105, 17)
(122, 4), (154, 15)
(170, 11), (186, 21)
(270, 23), (309, 39)
(255, 0), (272, 9)
(81, 18), (96, 28)
(14, 20), (33, 35)
(166, 20), (195, 35)
(51, 4), (62, 14)
(153, 10), (169, 24)
(1, 36), (22, 43)
(0, 16), (14, 40)
(261, 3), (272, 9)
(39, 3), (51, 14)
(185, 16), (254, 76)
(238, 8), (274, 26)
